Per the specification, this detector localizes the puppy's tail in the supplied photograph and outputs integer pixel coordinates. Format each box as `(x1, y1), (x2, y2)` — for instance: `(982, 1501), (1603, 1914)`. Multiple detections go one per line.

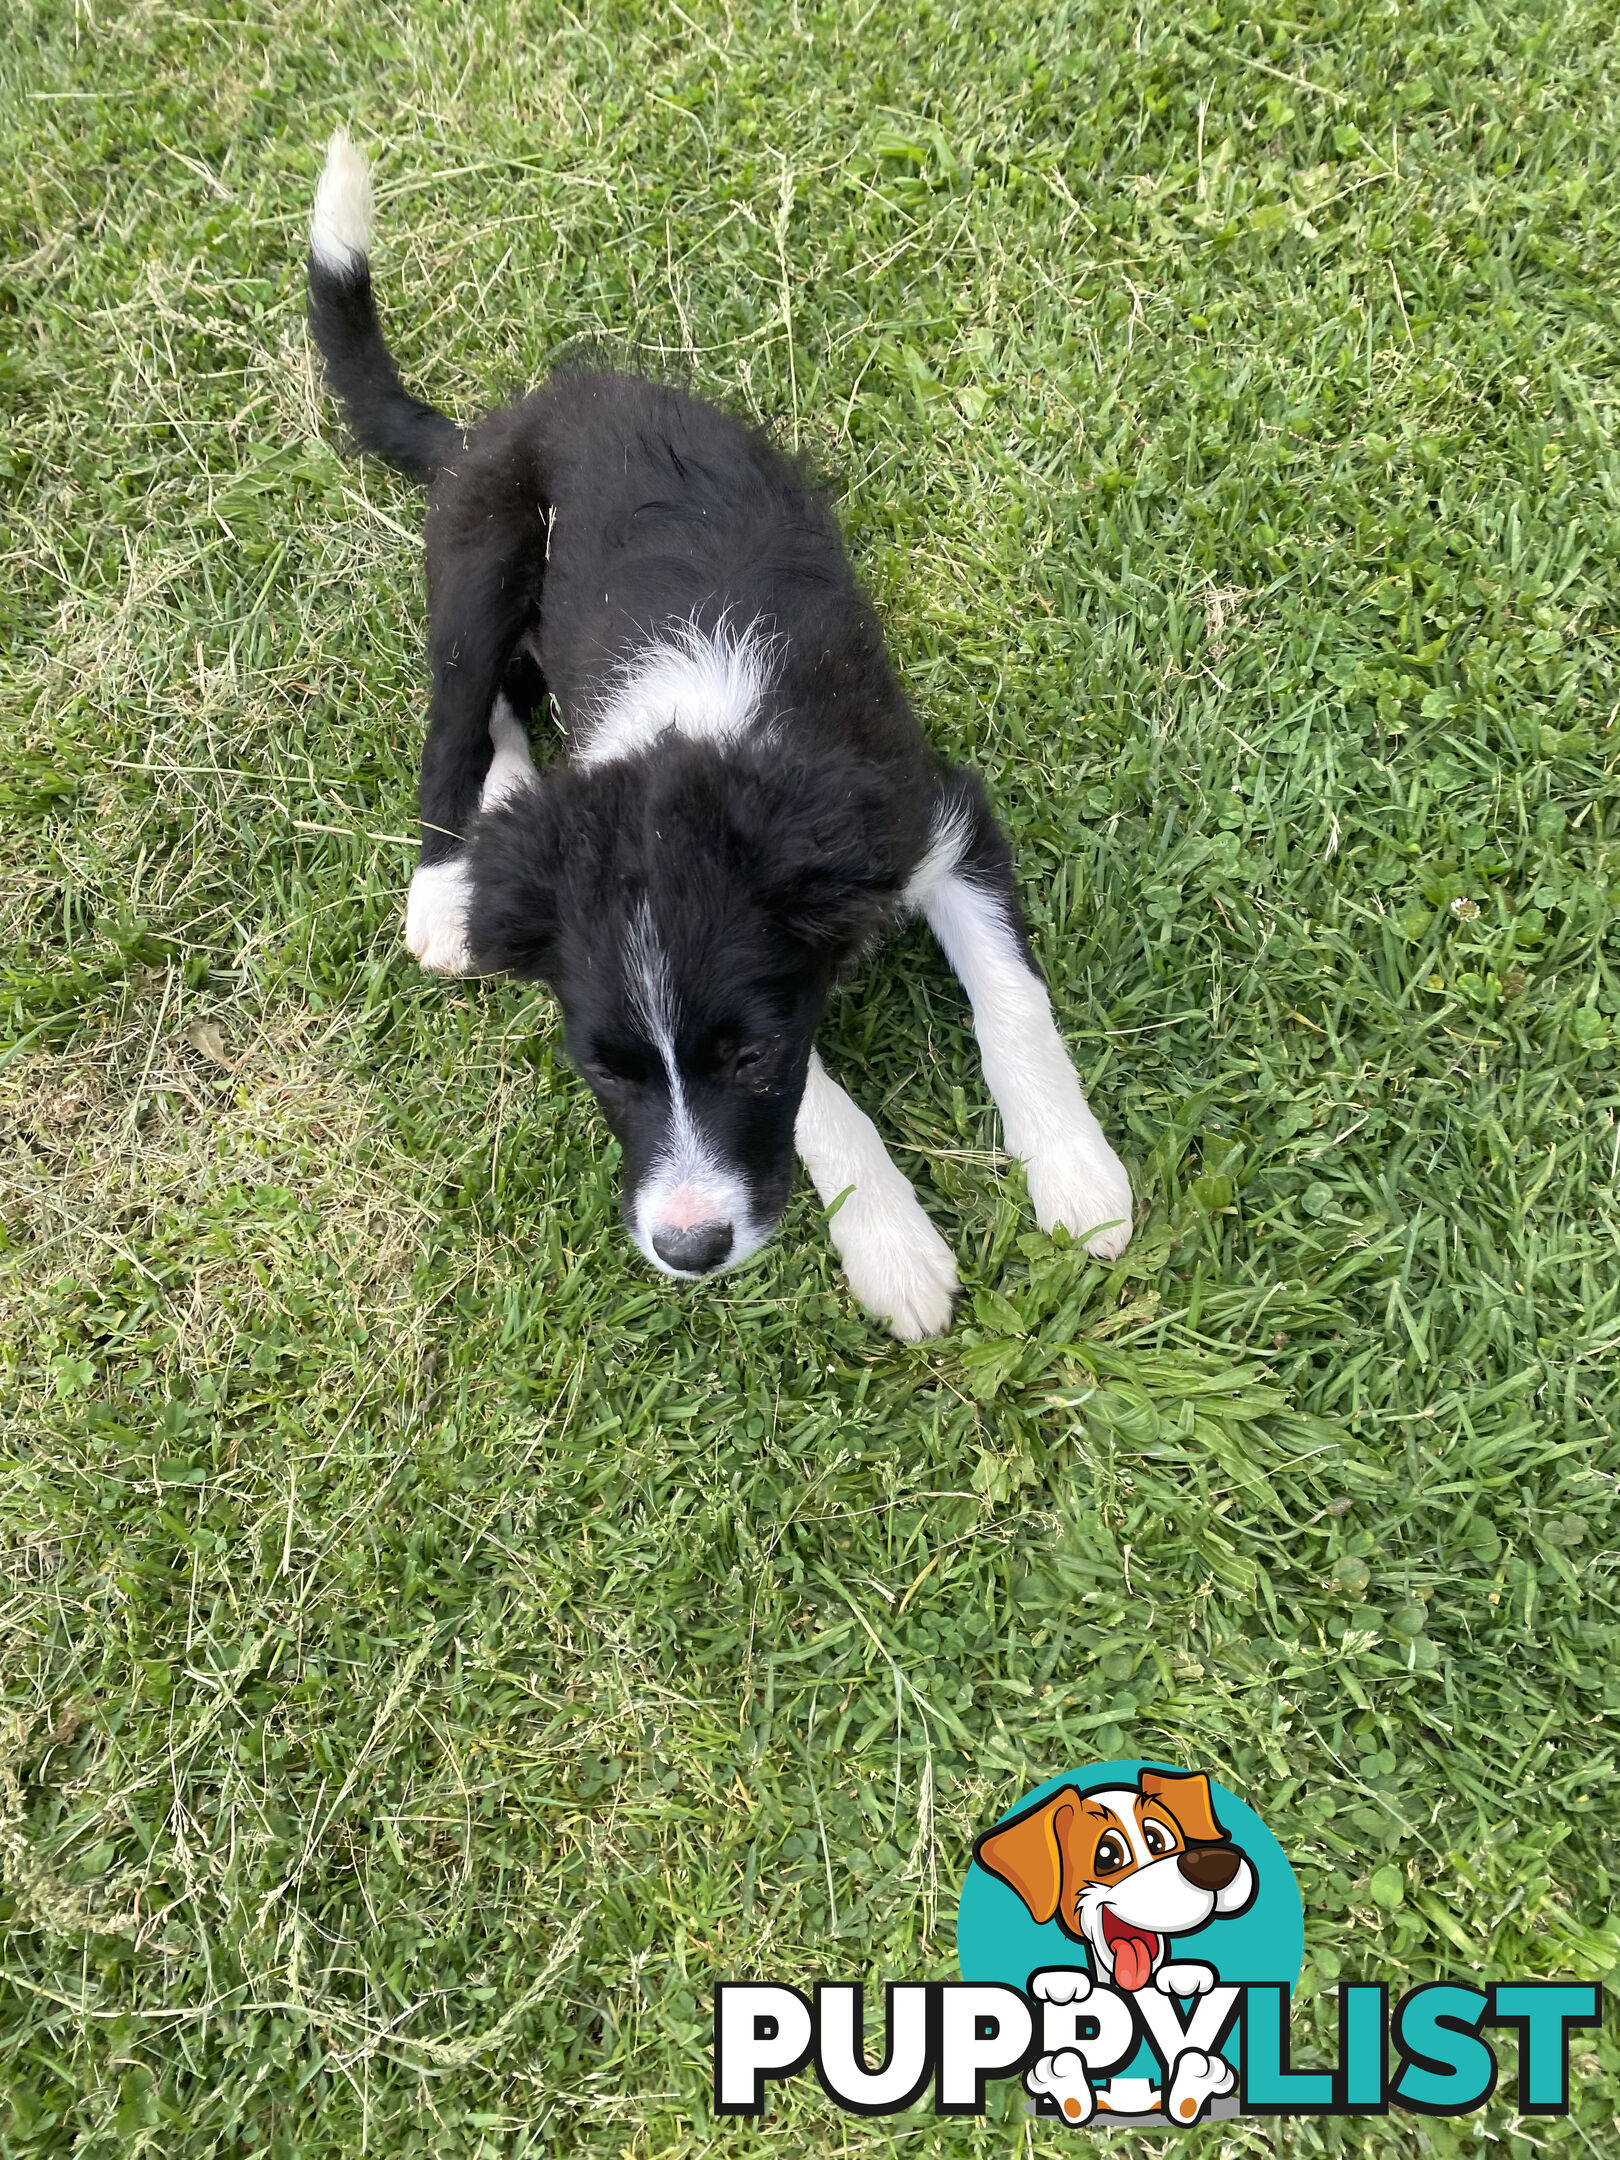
(306, 130), (461, 484)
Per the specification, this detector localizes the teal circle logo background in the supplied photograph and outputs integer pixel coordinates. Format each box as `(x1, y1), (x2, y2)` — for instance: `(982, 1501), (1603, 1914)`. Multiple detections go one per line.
(956, 1760), (1304, 2004)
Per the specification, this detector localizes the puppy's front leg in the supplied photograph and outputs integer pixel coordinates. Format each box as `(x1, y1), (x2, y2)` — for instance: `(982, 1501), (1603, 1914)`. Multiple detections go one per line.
(795, 1052), (959, 1340)
(922, 863), (1133, 1260)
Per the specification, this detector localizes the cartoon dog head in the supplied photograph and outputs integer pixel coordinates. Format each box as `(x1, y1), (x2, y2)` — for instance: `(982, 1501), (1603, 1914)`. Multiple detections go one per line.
(973, 1769), (1256, 1993)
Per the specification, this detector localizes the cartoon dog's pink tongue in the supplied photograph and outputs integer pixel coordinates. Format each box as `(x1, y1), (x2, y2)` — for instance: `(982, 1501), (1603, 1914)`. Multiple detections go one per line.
(1101, 1910), (1160, 1992)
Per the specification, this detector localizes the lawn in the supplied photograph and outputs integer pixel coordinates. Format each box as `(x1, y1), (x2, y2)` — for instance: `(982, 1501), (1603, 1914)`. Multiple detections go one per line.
(2, 0), (1618, 2152)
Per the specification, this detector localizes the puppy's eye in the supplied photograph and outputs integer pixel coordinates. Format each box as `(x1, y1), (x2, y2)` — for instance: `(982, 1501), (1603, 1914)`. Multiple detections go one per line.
(723, 1036), (783, 1087)
(1094, 1834), (1129, 1874)
(581, 1049), (643, 1091)
(1143, 1821), (1171, 1856)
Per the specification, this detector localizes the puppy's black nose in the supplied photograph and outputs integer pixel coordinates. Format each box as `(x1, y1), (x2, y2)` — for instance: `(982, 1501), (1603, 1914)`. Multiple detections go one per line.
(652, 1219), (734, 1273)
(1177, 1844), (1242, 1891)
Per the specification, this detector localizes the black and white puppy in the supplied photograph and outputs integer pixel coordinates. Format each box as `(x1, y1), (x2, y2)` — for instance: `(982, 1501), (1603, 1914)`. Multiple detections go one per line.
(306, 132), (1133, 1338)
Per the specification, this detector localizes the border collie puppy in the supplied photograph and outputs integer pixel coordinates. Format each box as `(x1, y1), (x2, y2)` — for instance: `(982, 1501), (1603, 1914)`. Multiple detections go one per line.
(306, 132), (1133, 1338)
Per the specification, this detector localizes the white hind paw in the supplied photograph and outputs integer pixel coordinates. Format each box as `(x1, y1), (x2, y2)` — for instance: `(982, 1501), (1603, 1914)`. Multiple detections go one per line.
(405, 859), (475, 976)
(1165, 2047), (1235, 2125)
(1026, 2049), (1096, 2125)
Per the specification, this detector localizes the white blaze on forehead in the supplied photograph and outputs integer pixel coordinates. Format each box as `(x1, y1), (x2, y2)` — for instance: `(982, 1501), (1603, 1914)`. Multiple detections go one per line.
(626, 897), (679, 1045)
(1084, 1791), (1153, 1867)
(623, 901), (765, 1274)
(577, 615), (779, 769)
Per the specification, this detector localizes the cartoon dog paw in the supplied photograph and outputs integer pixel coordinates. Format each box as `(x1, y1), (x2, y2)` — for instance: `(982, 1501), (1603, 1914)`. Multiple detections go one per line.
(1031, 1966), (1095, 2007)
(1026, 2048), (1096, 2125)
(1155, 1962), (1218, 1998)
(1165, 2047), (1236, 2125)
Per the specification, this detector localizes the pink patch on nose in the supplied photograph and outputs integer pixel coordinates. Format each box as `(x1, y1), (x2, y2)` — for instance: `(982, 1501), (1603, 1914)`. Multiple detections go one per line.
(657, 1183), (723, 1231)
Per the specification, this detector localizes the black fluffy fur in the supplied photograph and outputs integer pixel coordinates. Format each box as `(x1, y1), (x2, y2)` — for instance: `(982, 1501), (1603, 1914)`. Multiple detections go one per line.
(307, 220), (1035, 1275)
(306, 256), (461, 481)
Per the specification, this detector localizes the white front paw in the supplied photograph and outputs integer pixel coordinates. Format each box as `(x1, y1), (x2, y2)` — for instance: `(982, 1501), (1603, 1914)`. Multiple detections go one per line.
(1032, 1967), (1094, 2006)
(829, 1186), (959, 1341)
(1026, 2049), (1095, 2125)
(1156, 1963), (1217, 1998)
(405, 860), (475, 976)
(1165, 2047), (1235, 2125)
(1025, 1136), (1134, 1260)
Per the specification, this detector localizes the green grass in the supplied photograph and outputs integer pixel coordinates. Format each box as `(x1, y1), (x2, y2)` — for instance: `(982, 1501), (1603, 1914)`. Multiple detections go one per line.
(2, 0), (1618, 2151)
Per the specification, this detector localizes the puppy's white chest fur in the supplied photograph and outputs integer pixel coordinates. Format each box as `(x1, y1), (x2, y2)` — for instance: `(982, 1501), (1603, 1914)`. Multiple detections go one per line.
(576, 617), (776, 769)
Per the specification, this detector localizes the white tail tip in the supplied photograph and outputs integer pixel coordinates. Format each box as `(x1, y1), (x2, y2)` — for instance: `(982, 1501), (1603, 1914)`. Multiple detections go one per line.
(310, 127), (373, 275)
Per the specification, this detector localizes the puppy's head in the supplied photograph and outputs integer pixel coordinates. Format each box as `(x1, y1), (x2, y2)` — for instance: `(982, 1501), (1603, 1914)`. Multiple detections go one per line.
(466, 740), (897, 1277)
(974, 1770), (1256, 1992)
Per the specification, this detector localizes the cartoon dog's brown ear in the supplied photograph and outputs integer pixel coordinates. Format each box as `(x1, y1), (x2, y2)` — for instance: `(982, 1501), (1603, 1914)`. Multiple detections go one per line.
(1141, 1769), (1228, 1844)
(973, 1791), (1077, 1924)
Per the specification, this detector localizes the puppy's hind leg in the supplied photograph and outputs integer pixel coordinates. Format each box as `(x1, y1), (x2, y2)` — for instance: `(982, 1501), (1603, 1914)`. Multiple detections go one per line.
(479, 694), (540, 812)
(915, 777), (1133, 1259)
(407, 452), (548, 975)
(795, 1052), (959, 1341)
(1025, 2051), (1097, 2126)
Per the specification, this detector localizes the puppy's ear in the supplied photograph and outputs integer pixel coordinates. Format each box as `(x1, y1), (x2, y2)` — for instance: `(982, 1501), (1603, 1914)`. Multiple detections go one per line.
(1140, 1769), (1228, 1845)
(973, 1790), (1078, 1926)
(466, 787), (563, 980)
(734, 754), (898, 948)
